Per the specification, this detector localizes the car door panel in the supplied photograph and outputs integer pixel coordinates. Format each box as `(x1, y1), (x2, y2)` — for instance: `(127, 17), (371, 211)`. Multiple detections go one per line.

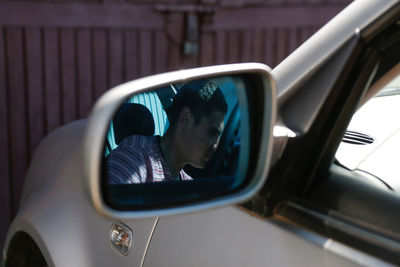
(143, 206), (367, 267)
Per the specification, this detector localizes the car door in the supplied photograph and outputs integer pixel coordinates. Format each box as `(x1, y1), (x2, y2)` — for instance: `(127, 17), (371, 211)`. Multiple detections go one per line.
(143, 207), (369, 266)
(141, 1), (400, 266)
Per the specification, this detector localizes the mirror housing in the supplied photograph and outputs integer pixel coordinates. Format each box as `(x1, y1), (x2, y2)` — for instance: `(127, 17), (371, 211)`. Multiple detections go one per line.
(83, 63), (276, 219)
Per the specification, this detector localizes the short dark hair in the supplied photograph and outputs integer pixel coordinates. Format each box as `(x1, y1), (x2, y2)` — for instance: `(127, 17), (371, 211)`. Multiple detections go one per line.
(168, 79), (228, 126)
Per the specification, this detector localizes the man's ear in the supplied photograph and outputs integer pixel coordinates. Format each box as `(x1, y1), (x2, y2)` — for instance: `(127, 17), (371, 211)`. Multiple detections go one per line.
(177, 107), (193, 129)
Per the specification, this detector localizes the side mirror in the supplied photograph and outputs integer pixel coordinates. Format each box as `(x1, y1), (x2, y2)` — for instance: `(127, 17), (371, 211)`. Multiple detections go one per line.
(83, 63), (276, 218)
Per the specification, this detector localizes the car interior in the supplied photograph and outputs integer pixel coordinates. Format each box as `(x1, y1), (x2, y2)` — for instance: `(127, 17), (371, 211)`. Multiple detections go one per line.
(104, 79), (241, 179)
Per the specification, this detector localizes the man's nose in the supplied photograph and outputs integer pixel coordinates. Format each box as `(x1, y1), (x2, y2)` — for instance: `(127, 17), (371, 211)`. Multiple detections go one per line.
(211, 137), (220, 151)
(211, 143), (218, 151)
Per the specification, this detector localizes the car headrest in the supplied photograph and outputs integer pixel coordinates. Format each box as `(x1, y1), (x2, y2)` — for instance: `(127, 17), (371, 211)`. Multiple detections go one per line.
(113, 103), (155, 145)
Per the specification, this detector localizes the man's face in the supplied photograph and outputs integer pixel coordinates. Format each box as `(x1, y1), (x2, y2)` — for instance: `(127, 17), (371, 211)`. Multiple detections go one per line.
(183, 110), (225, 168)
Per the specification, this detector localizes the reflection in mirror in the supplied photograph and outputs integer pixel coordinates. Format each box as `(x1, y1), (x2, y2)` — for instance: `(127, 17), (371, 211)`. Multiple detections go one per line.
(102, 75), (250, 209)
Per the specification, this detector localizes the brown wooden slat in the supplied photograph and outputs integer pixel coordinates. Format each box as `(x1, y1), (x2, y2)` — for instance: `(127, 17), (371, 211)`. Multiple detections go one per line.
(241, 30), (252, 62)
(0, 2), (164, 28)
(215, 30), (225, 65)
(271, 28), (278, 67)
(77, 29), (93, 118)
(0, 26), (11, 250)
(125, 29), (139, 81)
(93, 30), (108, 101)
(109, 29), (123, 88)
(199, 31), (214, 67)
(262, 29), (274, 67)
(288, 27), (298, 55)
(280, 28), (289, 64)
(272, 28), (286, 67)
(5, 28), (29, 213)
(252, 30), (263, 62)
(295, 28), (302, 48)
(166, 13), (184, 71)
(227, 30), (239, 64)
(60, 29), (77, 124)
(25, 28), (45, 158)
(154, 30), (168, 74)
(43, 28), (61, 133)
(139, 30), (152, 77)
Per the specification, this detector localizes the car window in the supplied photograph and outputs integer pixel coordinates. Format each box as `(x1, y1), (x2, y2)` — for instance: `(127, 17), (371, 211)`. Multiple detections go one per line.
(104, 77), (240, 156)
(335, 74), (400, 192)
(103, 75), (245, 184)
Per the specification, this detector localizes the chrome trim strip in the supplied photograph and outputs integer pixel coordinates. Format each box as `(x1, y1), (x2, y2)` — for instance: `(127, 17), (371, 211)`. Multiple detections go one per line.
(140, 217), (159, 267)
(271, 219), (395, 267)
(324, 239), (395, 267)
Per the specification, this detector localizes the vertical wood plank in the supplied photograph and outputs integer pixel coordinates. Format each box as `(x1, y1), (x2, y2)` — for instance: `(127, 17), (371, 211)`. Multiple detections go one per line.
(43, 28), (61, 134)
(215, 30), (225, 65)
(241, 30), (251, 62)
(166, 13), (184, 71)
(93, 30), (108, 101)
(77, 29), (92, 118)
(281, 28), (289, 64)
(60, 29), (77, 124)
(139, 30), (152, 77)
(262, 29), (274, 67)
(288, 27), (298, 54)
(199, 31), (214, 66)
(295, 28), (302, 48)
(125, 29), (138, 81)
(109, 29), (123, 88)
(227, 30), (239, 63)
(154, 30), (167, 74)
(274, 28), (287, 67)
(252, 30), (263, 62)
(5, 27), (28, 213)
(0, 26), (11, 250)
(25, 28), (45, 159)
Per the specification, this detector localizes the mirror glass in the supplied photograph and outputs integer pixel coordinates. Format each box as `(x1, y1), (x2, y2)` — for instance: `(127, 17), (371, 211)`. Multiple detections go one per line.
(102, 75), (252, 210)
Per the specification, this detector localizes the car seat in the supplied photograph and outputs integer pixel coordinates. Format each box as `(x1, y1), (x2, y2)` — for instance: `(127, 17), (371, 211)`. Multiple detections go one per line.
(105, 103), (155, 156)
(113, 103), (155, 144)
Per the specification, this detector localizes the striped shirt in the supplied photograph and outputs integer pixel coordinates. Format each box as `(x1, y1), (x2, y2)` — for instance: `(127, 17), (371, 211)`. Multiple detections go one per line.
(107, 135), (192, 184)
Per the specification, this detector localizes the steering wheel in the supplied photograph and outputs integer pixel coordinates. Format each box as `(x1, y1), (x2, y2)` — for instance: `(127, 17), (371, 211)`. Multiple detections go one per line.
(185, 103), (240, 178)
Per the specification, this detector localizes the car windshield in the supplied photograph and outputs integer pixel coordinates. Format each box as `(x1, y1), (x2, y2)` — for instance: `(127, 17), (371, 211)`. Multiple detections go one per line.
(375, 76), (400, 97)
(335, 73), (400, 191)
